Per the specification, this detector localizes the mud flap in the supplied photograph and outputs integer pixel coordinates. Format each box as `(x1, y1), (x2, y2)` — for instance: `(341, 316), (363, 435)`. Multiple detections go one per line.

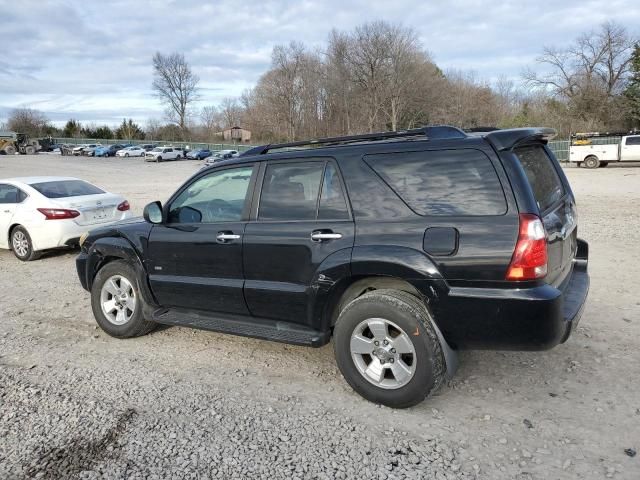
(429, 317), (459, 379)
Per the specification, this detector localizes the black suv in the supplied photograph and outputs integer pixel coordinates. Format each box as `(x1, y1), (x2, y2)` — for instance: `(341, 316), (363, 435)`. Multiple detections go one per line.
(76, 126), (589, 408)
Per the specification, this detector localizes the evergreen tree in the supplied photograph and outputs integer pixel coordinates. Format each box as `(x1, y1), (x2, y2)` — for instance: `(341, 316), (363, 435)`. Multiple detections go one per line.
(624, 43), (640, 129)
(115, 119), (144, 140)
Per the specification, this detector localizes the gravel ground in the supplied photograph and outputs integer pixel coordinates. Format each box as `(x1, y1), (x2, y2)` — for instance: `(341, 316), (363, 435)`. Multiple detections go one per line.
(0, 154), (639, 480)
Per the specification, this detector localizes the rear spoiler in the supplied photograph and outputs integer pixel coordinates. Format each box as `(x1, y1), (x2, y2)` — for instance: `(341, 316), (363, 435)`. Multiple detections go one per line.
(482, 128), (557, 151)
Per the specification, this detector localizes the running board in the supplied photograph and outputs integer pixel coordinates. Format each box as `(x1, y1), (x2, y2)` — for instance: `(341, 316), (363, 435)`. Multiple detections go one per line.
(152, 308), (330, 347)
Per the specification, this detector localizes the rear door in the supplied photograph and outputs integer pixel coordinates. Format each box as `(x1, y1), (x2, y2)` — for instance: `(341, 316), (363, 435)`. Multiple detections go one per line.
(242, 158), (354, 325)
(620, 135), (640, 161)
(0, 183), (24, 246)
(513, 145), (576, 286)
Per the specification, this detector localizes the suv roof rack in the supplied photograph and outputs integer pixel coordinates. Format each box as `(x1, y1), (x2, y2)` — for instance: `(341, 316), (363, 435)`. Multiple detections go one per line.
(241, 125), (467, 156)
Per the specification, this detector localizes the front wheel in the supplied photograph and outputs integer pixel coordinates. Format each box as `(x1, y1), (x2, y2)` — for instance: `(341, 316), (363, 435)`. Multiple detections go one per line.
(11, 226), (40, 261)
(333, 289), (446, 408)
(125, 153), (129, 157)
(91, 260), (156, 338)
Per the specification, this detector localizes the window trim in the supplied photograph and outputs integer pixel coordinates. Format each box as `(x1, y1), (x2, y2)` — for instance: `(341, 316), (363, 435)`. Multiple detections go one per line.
(251, 157), (353, 223)
(164, 163), (258, 225)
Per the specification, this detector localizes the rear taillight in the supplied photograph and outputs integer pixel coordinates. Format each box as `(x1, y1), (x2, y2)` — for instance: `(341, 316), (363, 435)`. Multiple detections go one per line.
(506, 213), (548, 281)
(117, 200), (130, 211)
(37, 208), (80, 220)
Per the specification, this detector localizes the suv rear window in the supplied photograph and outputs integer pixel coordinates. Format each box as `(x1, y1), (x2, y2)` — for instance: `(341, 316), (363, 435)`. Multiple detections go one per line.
(29, 180), (104, 198)
(514, 145), (564, 212)
(365, 149), (506, 216)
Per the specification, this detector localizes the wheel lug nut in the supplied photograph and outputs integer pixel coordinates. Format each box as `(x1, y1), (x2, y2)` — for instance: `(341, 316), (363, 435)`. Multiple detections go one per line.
(383, 340), (388, 346)
(374, 341), (379, 346)
(390, 358), (394, 363)
(391, 348), (396, 353)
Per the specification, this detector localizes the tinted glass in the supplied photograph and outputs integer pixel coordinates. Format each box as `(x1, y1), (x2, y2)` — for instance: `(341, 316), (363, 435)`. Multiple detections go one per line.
(514, 145), (565, 212)
(0, 184), (19, 204)
(259, 162), (324, 220)
(30, 180), (104, 198)
(168, 166), (253, 223)
(365, 149), (506, 216)
(318, 163), (350, 220)
(626, 136), (640, 145)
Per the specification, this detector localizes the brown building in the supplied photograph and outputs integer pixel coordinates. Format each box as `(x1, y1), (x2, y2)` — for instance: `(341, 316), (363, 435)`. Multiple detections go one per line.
(222, 126), (251, 143)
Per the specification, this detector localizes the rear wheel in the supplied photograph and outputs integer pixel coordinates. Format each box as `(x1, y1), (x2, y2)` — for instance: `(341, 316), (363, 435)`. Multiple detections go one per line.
(4, 145), (16, 155)
(125, 153), (129, 157)
(175, 154), (181, 159)
(11, 226), (40, 261)
(333, 289), (446, 408)
(91, 260), (156, 338)
(24, 146), (36, 155)
(584, 155), (600, 169)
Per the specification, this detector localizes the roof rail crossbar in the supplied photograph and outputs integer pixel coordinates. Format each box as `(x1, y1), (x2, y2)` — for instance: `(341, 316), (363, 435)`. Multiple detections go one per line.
(241, 125), (467, 156)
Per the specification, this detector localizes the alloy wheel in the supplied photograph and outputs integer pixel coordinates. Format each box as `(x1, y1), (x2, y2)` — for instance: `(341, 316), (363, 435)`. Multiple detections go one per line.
(12, 230), (29, 257)
(100, 275), (137, 325)
(350, 318), (416, 389)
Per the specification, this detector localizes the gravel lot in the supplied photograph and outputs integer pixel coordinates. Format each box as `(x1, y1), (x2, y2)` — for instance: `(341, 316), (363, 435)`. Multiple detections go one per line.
(1, 154), (639, 479)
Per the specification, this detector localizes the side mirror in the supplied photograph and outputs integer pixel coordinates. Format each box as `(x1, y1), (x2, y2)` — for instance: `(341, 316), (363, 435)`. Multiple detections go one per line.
(143, 201), (163, 224)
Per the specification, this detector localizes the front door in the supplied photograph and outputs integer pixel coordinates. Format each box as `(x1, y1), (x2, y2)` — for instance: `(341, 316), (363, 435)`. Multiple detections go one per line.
(620, 135), (640, 161)
(146, 165), (257, 314)
(243, 159), (354, 326)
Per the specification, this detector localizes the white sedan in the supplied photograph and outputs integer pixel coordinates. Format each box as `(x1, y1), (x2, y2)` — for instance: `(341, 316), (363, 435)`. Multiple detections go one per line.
(0, 176), (132, 261)
(116, 146), (145, 157)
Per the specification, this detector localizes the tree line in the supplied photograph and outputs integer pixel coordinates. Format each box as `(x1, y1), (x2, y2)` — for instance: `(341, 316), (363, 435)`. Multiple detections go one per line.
(4, 21), (639, 142)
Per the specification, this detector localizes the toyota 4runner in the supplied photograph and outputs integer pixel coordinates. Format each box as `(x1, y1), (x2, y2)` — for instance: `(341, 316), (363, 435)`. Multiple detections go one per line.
(76, 126), (589, 408)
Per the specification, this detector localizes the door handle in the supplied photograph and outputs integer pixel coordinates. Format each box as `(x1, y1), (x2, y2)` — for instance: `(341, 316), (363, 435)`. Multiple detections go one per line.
(216, 232), (241, 243)
(310, 231), (342, 242)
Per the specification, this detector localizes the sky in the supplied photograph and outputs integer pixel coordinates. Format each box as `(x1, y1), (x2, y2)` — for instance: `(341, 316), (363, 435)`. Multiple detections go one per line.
(1, 0), (639, 127)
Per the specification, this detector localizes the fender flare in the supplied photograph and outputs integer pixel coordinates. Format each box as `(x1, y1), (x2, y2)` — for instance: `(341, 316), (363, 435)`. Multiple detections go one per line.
(85, 237), (159, 315)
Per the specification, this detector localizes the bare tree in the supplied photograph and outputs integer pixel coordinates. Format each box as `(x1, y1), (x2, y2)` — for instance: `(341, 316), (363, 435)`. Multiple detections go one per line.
(219, 97), (243, 129)
(7, 108), (50, 137)
(523, 22), (635, 126)
(152, 52), (200, 131)
(200, 105), (220, 132)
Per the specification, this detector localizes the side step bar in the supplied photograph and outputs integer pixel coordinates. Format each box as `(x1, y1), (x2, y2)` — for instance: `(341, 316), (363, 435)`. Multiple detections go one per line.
(152, 308), (330, 347)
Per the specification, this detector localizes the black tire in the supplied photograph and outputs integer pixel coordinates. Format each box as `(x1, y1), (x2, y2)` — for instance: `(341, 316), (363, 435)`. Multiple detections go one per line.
(125, 153), (129, 157)
(4, 145), (16, 155)
(584, 155), (600, 169)
(91, 260), (156, 338)
(10, 226), (40, 261)
(599, 161), (609, 168)
(175, 154), (181, 160)
(156, 156), (162, 162)
(333, 289), (446, 408)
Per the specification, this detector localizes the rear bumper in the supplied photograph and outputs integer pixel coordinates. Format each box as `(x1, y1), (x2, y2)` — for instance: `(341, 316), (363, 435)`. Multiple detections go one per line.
(436, 239), (589, 350)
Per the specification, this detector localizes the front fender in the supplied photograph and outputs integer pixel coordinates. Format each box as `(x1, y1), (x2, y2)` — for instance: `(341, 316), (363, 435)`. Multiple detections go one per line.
(79, 236), (158, 313)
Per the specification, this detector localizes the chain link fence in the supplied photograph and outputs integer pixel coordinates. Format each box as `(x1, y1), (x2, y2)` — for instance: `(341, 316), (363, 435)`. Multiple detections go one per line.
(53, 137), (255, 152)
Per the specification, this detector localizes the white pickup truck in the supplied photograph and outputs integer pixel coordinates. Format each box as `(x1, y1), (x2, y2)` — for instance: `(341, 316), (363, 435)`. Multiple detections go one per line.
(144, 146), (183, 162)
(569, 132), (640, 168)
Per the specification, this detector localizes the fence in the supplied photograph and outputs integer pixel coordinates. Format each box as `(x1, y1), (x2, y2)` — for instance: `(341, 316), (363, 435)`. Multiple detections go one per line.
(53, 137), (256, 153)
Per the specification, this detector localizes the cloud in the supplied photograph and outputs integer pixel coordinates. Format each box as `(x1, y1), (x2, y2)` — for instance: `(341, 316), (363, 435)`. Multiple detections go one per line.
(1, 0), (639, 125)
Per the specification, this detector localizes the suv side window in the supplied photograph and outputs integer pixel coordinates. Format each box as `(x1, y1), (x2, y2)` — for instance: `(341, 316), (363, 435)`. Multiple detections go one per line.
(259, 162), (324, 220)
(318, 163), (350, 220)
(168, 166), (254, 224)
(626, 136), (640, 145)
(365, 149), (507, 216)
(514, 145), (565, 212)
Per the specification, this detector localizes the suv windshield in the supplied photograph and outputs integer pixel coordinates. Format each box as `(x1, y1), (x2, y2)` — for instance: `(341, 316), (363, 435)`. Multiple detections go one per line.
(514, 145), (565, 212)
(30, 180), (105, 198)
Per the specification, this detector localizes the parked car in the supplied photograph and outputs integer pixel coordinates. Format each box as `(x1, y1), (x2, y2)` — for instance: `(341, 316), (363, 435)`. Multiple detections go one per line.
(81, 144), (102, 156)
(72, 144), (90, 156)
(187, 149), (212, 160)
(0, 176), (132, 261)
(144, 147), (182, 162)
(569, 131), (640, 168)
(116, 146), (145, 157)
(95, 144), (125, 157)
(76, 126), (589, 408)
(203, 149), (239, 166)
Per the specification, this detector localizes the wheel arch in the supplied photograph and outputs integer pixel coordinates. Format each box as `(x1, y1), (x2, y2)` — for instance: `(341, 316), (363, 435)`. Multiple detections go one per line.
(84, 237), (158, 311)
